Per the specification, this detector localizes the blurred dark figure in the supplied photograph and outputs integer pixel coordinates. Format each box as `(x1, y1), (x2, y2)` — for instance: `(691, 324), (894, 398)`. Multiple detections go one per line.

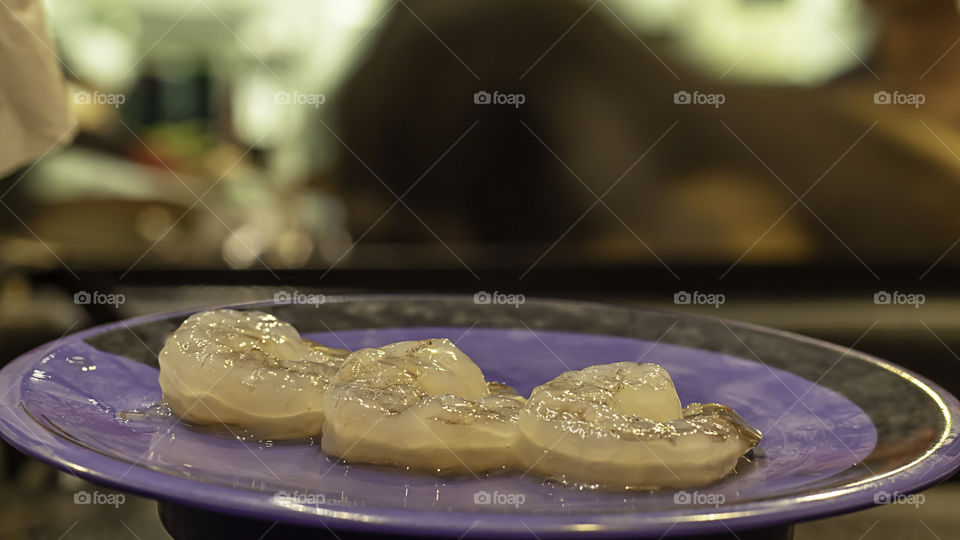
(333, 0), (960, 266)
(333, 0), (679, 248)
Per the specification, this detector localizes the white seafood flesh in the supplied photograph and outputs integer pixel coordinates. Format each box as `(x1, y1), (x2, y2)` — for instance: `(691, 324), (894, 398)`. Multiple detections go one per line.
(518, 362), (761, 489)
(321, 339), (526, 474)
(158, 309), (348, 439)
(157, 310), (761, 489)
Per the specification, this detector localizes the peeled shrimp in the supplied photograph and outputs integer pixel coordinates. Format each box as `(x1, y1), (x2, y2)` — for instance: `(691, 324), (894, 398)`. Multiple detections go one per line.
(321, 338), (526, 474)
(158, 309), (348, 439)
(518, 362), (761, 489)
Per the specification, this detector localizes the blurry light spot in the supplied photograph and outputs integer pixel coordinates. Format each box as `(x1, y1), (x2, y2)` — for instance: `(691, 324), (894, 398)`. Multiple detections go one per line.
(60, 25), (138, 89)
(276, 229), (313, 266)
(135, 206), (176, 242)
(222, 225), (265, 269)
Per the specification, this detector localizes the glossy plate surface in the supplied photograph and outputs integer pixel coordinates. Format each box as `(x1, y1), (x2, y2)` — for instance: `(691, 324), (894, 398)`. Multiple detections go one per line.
(0, 296), (957, 538)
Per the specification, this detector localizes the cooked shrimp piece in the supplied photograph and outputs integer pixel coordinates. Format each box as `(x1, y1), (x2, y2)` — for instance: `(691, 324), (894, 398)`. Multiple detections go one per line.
(518, 362), (761, 489)
(158, 309), (348, 439)
(321, 338), (525, 474)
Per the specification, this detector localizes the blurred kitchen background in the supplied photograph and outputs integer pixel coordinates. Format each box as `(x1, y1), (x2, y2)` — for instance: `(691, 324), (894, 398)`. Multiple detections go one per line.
(3, 0), (960, 538)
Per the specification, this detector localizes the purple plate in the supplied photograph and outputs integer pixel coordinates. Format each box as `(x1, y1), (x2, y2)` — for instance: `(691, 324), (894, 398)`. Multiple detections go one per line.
(0, 296), (958, 538)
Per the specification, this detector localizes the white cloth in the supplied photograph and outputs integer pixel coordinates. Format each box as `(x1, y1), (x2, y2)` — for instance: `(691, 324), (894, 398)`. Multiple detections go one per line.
(0, 0), (74, 177)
